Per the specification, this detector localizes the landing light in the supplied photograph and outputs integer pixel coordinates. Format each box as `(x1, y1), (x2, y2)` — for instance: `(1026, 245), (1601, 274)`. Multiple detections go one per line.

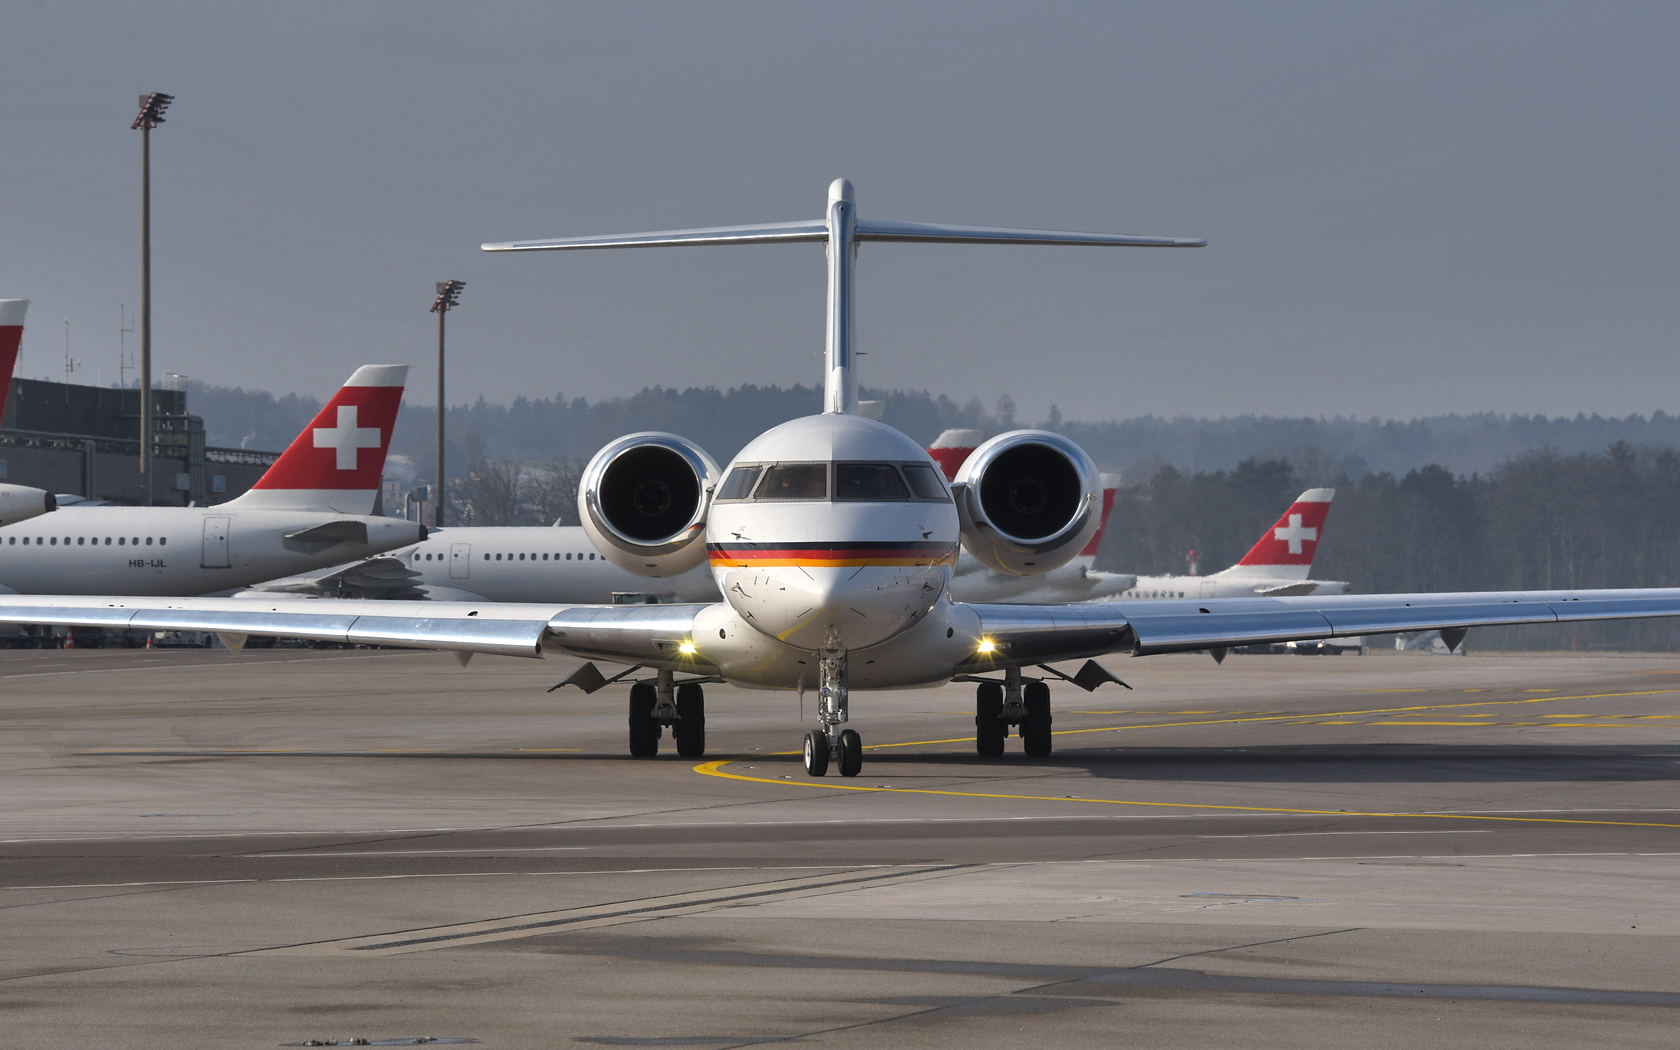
(678, 641), (697, 655)
(977, 639), (996, 654)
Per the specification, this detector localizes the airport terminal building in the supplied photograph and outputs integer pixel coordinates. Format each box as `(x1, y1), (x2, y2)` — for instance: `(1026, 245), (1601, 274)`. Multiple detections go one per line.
(0, 377), (276, 506)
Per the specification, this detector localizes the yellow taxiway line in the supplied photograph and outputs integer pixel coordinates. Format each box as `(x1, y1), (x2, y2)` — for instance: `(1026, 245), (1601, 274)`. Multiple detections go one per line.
(692, 687), (1680, 829)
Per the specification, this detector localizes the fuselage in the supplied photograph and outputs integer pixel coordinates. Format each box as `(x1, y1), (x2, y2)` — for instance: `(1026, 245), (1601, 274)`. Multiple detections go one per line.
(384, 526), (719, 603)
(0, 506), (424, 596)
(689, 414), (965, 685)
(1112, 571), (1348, 601)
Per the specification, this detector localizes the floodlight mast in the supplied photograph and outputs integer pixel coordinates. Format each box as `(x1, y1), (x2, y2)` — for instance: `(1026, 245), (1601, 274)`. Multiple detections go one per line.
(131, 92), (173, 505)
(430, 280), (465, 528)
(480, 179), (1204, 418)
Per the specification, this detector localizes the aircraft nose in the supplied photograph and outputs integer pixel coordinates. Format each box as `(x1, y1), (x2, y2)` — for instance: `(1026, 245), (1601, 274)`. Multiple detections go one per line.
(721, 564), (945, 651)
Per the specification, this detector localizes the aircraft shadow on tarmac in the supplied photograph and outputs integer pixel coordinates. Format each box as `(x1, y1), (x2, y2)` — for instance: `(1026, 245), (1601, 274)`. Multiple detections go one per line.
(102, 741), (1680, 785)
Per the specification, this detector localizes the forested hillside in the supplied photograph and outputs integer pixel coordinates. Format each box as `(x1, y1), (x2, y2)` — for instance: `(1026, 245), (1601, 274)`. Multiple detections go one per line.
(1094, 443), (1680, 650)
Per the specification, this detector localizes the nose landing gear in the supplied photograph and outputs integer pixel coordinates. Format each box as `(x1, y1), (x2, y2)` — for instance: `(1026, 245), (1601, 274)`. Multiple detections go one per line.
(802, 633), (862, 777)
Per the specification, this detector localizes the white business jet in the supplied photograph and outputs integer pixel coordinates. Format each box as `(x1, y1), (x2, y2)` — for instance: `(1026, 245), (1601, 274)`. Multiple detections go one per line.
(0, 300), (63, 525)
(0, 365), (425, 595)
(5, 181), (1680, 780)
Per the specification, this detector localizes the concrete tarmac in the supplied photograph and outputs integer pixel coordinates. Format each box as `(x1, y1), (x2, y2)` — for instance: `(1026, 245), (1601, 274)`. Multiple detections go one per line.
(2, 645), (1677, 1048)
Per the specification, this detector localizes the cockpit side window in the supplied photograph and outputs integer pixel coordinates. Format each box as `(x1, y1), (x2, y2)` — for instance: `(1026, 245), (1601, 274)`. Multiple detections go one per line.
(900, 463), (949, 500)
(716, 464), (762, 501)
(754, 463), (829, 500)
(834, 462), (911, 502)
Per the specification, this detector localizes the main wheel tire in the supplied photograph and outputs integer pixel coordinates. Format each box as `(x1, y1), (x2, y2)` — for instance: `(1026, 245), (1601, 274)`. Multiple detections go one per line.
(674, 683), (706, 758)
(1022, 680), (1052, 758)
(803, 729), (830, 777)
(628, 682), (660, 758)
(975, 682), (1006, 757)
(837, 729), (863, 777)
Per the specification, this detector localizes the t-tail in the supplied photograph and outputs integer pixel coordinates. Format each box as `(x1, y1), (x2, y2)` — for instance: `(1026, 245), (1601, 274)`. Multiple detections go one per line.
(484, 180), (1203, 413)
(1218, 488), (1335, 581)
(223, 364), (407, 514)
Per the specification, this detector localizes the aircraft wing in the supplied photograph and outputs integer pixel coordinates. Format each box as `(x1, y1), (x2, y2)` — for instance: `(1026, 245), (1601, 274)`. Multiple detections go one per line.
(960, 588), (1680, 668)
(0, 596), (563, 659)
(4, 589), (1680, 678)
(0, 595), (720, 670)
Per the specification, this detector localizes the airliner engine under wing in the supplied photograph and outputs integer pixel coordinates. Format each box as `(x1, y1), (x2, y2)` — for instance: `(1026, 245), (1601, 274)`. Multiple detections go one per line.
(0, 365), (425, 595)
(5, 181), (1680, 781)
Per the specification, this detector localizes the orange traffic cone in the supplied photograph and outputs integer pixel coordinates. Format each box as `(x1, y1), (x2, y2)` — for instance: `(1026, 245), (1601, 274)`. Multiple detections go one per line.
(144, 632), (154, 649)
(63, 633), (74, 649)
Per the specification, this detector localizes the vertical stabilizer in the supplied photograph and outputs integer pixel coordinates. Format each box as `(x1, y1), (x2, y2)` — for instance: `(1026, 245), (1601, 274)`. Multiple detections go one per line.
(482, 180), (1201, 422)
(1078, 474), (1121, 560)
(927, 428), (989, 481)
(1219, 488), (1336, 580)
(224, 364), (407, 514)
(0, 300), (28, 423)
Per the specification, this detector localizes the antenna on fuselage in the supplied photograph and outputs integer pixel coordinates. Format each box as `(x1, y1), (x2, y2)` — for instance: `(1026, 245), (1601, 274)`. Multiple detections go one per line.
(482, 180), (1205, 417)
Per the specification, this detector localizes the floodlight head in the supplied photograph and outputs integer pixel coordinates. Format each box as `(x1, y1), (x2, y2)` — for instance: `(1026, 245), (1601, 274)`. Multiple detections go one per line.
(132, 92), (174, 130)
(431, 279), (466, 313)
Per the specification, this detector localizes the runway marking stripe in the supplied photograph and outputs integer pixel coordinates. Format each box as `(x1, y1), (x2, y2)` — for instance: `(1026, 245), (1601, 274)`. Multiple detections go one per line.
(696, 686), (1680, 829)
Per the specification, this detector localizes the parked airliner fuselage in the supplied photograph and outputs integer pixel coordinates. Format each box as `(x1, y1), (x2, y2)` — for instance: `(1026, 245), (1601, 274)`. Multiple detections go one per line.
(0, 507), (424, 596)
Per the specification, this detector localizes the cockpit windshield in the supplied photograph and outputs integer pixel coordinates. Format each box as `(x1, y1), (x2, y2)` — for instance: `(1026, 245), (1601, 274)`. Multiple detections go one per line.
(834, 462), (911, 501)
(715, 461), (950, 503)
(755, 463), (829, 500)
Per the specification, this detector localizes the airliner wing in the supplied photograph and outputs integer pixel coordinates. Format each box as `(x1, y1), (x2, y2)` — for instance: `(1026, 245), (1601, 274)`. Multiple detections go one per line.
(962, 588), (1680, 668)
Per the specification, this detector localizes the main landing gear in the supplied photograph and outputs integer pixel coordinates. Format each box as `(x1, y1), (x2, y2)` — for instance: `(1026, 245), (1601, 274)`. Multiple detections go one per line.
(975, 667), (1052, 758)
(803, 633), (862, 778)
(627, 669), (706, 759)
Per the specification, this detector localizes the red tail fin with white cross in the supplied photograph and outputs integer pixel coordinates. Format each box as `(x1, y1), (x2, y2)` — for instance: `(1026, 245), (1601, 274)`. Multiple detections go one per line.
(1220, 488), (1335, 580)
(927, 428), (989, 481)
(224, 364), (407, 514)
(0, 300), (27, 423)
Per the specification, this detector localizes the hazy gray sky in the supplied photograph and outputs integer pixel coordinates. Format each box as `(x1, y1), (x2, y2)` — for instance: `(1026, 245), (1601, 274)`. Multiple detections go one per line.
(6, 2), (1678, 424)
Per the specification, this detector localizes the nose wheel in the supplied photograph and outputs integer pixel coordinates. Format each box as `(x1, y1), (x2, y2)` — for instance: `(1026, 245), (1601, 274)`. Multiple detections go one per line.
(802, 633), (862, 777)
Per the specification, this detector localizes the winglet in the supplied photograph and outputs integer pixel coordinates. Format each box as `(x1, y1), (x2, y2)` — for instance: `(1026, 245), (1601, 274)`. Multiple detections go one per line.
(224, 364), (407, 514)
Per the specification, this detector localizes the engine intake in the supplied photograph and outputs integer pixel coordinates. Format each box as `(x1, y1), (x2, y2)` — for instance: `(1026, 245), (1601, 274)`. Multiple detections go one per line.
(953, 430), (1101, 575)
(580, 433), (720, 577)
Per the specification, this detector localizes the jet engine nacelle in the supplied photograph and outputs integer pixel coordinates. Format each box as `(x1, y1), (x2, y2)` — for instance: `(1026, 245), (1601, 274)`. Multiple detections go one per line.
(952, 430), (1102, 576)
(0, 485), (56, 527)
(579, 432), (721, 577)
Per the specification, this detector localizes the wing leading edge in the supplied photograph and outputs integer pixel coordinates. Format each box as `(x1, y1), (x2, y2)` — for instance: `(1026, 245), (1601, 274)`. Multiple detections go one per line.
(2, 589), (1679, 674)
(965, 587), (1680, 667)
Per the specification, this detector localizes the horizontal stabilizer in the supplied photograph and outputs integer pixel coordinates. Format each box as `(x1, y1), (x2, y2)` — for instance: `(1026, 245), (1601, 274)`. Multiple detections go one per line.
(484, 221), (1204, 254)
(484, 221), (829, 252)
(856, 220), (1204, 248)
(283, 520), (369, 552)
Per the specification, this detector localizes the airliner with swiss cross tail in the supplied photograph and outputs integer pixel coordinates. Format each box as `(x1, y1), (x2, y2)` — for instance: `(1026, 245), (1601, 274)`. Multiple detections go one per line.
(6, 180), (1680, 781)
(0, 365), (424, 595)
